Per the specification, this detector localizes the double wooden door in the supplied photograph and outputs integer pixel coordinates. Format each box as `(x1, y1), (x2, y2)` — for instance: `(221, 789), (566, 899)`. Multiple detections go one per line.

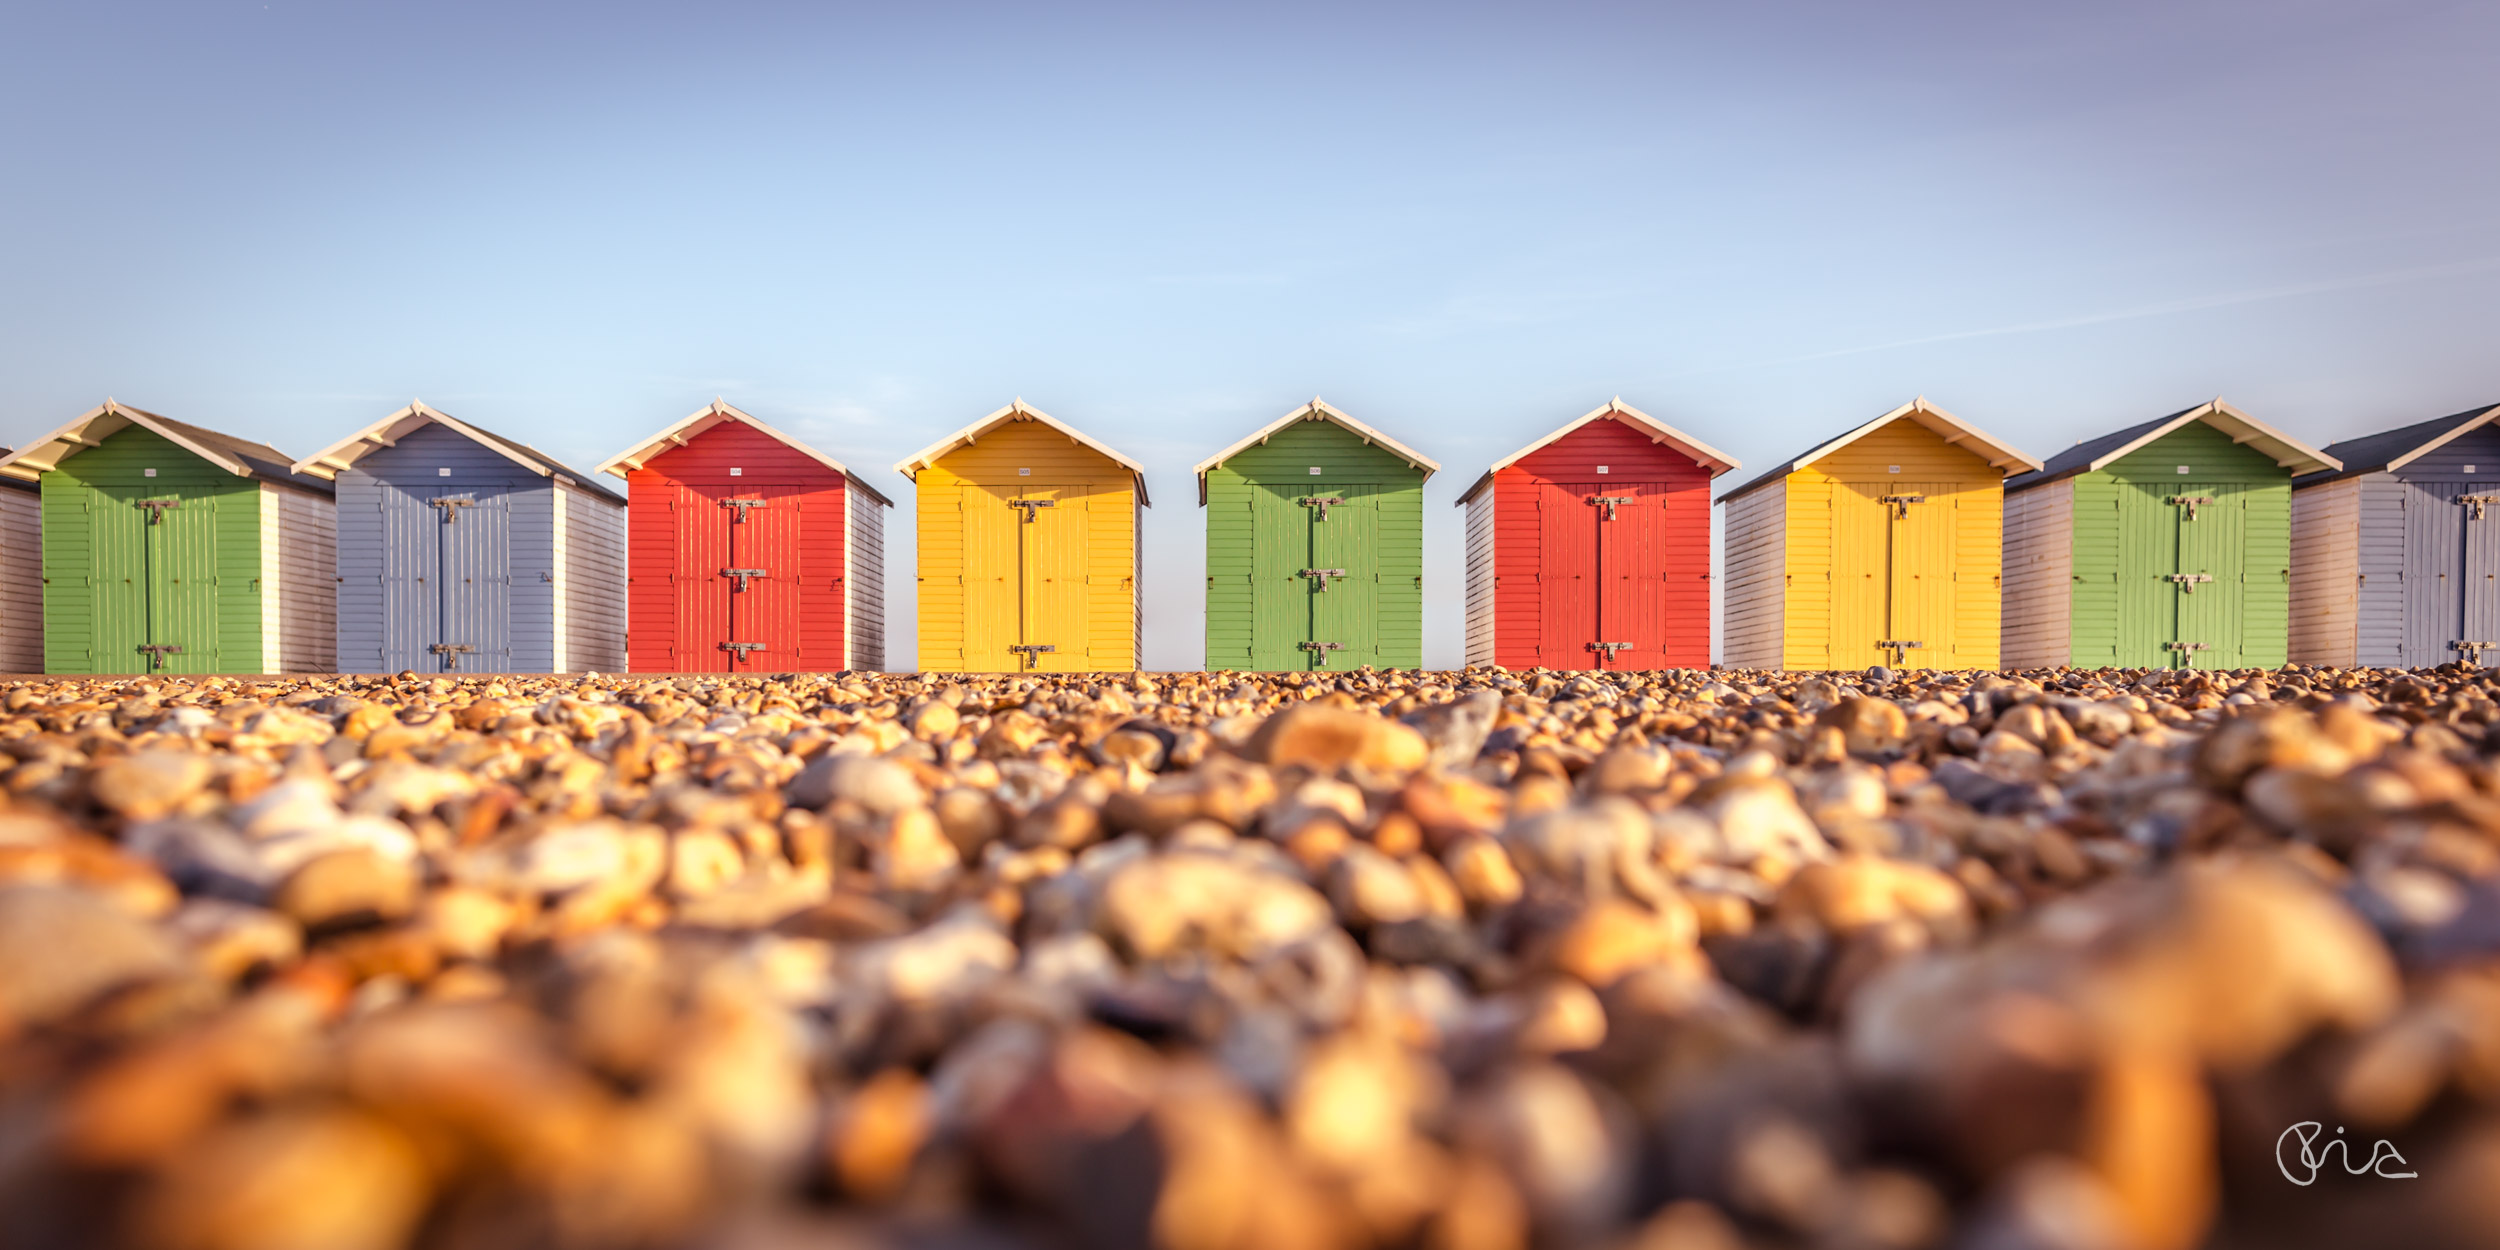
(1246, 483), (1382, 670)
(1531, 480), (1693, 669)
(92, 484), (223, 673)
(1831, 481), (1957, 669)
(2113, 483), (2248, 669)
(378, 485), (513, 673)
(962, 483), (1096, 671)
(673, 483), (807, 671)
(2402, 481), (2500, 665)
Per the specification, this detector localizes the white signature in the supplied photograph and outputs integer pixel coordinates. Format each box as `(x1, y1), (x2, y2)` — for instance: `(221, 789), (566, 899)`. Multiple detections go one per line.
(2277, 1122), (2417, 1184)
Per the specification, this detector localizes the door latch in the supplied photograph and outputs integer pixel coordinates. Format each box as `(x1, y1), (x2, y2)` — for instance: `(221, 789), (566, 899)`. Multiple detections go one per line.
(720, 642), (766, 661)
(2451, 640), (2500, 663)
(2461, 495), (2500, 520)
(1299, 567), (1348, 590)
(1587, 641), (1633, 665)
(2167, 572), (2215, 593)
(2166, 494), (2213, 520)
(1297, 495), (1346, 520)
(1299, 641), (1346, 652)
(134, 643), (183, 670)
(135, 499), (180, 524)
(720, 568), (767, 592)
(1878, 494), (1926, 518)
(428, 642), (476, 670)
(720, 498), (768, 523)
(2164, 641), (2211, 653)
(1010, 499), (1057, 523)
(1007, 643), (1056, 670)
(428, 496), (475, 524)
(1875, 640), (1924, 665)
(1589, 495), (1636, 520)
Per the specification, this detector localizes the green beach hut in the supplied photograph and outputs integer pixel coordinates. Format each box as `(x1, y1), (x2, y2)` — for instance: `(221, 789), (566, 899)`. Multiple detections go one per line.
(0, 401), (337, 674)
(1194, 399), (1438, 671)
(2001, 400), (2337, 670)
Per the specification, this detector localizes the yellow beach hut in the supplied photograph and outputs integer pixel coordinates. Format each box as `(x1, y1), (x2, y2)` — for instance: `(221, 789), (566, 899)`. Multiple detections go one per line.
(895, 400), (1146, 672)
(1719, 398), (2038, 671)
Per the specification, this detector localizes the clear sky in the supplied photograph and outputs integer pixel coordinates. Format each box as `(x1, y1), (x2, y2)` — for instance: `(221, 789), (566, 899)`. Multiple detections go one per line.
(4, 2), (2496, 669)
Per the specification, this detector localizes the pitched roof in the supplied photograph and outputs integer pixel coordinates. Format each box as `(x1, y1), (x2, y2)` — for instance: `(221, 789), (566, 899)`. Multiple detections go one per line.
(2006, 398), (2339, 492)
(292, 399), (623, 505)
(0, 400), (333, 494)
(2295, 402), (2500, 487)
(1719, 397), (2040, 502)
(895, 399), (1150, 507)
(597, 399), (894, 506)
(1192, 398), (1439, 505)
(1455, 397), (1737, 506)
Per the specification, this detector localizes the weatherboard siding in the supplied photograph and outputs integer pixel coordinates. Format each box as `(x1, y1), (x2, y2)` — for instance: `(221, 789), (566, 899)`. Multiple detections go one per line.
(561, 479), (627, 673)
(846, 477), (886, 671)
(2001, 476), (2073, 668)
(0, 485), (42, 671)
(2289, 475), (2361, 667)
(270, 483), (336, 672)
(1464, 489), (1495, 666)
(1718, 481), (1783, 670)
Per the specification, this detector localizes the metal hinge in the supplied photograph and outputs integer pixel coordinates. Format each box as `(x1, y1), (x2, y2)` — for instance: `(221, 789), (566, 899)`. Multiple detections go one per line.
(1589, 495), (1635, 520)
(1297, 495), (1347, 520)
(429, 642), (477, 670)
(1878, 494), (1925, 518)
(720, 498), (769, 522)
(2166, 494), (2214, 520)
(135, 643), (183, 670)
(721, 567), (767, 592)
(1011, 499), (1057, 523)
(2167, 572), (2215, 592)
(428, 496), (475, 523)
(2461, 495), (2500, 520)
(1299, 567), (1348, 590)
(135, 499), (180, 524)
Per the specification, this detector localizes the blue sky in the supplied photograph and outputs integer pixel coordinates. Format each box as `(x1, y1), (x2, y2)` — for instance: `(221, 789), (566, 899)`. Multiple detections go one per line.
(4, 2), (2496, 668)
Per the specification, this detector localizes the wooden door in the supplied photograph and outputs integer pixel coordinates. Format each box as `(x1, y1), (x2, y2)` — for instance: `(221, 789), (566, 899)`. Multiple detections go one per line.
(1598, 480), (1679, 670)
(145, 488), (221, 674)
(1019, 484), (1091, 671)
(2464, 489), (2500, 661)
(1307, 484), (1380, 671)
(376, 484), (434, 672)
(1538, 482), (1599, 667)
(2114, 482), (2174, 668)
(669, 484), (731, 671)
(957, 485), (1018, 671)
(2174, 484), (2246, 669)
(1247, 483), (1305, 671)
(723, 485), (804, 670)
(1885, 484), (1956, 670)
(433, 489), (514, 673)
(87, 487), (153, 673)
(1828, 483), (1889, 669)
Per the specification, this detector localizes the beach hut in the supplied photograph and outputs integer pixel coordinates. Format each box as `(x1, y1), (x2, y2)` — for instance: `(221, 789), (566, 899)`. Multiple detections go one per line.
(1719, 398), (2036, 671)
(2003, 400), (2335, 670)
(1195, 399), (1436, 671)
(0, 459), (37, 672)
(1457, 398), (1736, 670)
(293, 401), (628, 674)
(2288, 402), (2500, 667)
(0, 400), (335, 674)
(896, 400), (1145, 672)
(598, 399), (892, 673)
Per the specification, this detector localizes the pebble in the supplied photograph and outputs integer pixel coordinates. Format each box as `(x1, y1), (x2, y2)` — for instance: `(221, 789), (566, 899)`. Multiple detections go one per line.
(271, 848), (417, 930)
(0, 885), (186, 1027)
(89, 750), (214, 820)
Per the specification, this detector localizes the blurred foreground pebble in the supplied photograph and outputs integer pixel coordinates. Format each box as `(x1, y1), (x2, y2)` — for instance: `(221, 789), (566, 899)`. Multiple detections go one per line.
(0, 665), (2497, 1248)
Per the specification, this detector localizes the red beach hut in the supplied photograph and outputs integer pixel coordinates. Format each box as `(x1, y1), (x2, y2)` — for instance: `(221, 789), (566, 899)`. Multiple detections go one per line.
(598, 400), (893, 673)
(1456, 399), (1736, 670)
